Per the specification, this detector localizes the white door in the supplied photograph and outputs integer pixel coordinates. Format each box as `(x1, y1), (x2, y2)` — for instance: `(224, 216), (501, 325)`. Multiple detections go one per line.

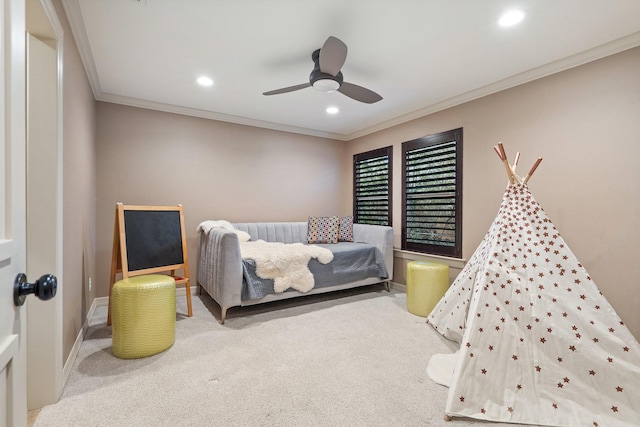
(1, 1), (28, 426)
(26, 26), (63, 411)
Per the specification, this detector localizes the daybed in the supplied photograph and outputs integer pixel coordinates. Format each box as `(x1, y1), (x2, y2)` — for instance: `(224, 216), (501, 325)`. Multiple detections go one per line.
(197, 220), (393, 323)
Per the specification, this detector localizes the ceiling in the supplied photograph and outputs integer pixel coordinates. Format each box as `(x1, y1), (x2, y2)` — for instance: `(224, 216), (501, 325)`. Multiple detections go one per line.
(62, 0), (640, 141)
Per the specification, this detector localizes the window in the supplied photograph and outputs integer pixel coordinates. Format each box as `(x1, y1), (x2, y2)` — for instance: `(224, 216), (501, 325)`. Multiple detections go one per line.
(353, 146), (392, 226)
(402, 128), (462, 257)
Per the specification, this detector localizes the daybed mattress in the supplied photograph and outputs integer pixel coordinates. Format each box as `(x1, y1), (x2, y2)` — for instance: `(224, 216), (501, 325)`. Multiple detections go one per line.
(241, 242), (388, 300)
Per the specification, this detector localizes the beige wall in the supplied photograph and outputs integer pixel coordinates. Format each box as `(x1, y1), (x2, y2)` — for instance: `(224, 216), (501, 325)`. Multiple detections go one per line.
(95, 104), (347, 299)
(93, 48), (640, 339)
(54, 0), (96, 362)
(344, 47), (640, 339)
(92, 47), (639, 341)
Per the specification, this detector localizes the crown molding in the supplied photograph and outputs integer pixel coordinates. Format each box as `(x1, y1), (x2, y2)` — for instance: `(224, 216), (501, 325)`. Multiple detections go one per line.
(96, 92), (349, 141)
(62, 0), (640, 143)
(61, 0), (101, 99)
(346, 31), (640, 141)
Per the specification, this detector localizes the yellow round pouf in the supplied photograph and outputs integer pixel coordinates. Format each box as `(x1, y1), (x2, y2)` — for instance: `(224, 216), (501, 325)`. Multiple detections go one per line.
(406, 261), (449, 317)
(111, 274), (176, 359)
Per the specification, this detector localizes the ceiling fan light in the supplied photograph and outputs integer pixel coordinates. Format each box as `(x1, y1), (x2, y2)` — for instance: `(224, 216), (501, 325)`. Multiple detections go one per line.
(499, 10), (525, 27)
(196, 76), (214, 87)
(312, 78), (340, 92)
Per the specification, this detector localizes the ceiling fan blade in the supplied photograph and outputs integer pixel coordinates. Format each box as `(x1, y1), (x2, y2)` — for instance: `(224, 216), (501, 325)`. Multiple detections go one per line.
(263, 83), (311, 96)
(319, 36), (347, 76)
(338, 82), (383, 104)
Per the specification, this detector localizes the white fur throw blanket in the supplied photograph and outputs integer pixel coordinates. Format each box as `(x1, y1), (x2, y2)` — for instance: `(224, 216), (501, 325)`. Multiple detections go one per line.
(197, 220), (251, 242)
(240, 240), (333, 293)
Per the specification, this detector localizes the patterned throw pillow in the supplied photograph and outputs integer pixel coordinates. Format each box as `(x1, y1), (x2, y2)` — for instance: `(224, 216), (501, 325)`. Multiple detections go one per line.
(338, 216), (354, 242)
(306, 216), (339, 244)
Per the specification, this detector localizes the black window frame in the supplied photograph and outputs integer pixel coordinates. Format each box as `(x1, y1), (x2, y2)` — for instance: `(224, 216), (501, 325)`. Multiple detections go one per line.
(353, 146), (393, 226)
(401, 128), (463, 257)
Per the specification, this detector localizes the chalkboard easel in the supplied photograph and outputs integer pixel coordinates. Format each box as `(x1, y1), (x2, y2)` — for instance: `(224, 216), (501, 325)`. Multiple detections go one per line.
(107, 203), (192, 325)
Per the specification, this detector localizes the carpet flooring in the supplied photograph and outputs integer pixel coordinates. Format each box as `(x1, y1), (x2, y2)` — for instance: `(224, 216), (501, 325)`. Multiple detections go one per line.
(33, 286), (528, 426)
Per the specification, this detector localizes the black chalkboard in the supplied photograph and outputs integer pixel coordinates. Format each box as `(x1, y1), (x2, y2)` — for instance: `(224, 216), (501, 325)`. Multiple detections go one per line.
(108, 203), (193, 324)
(123, 210), (184, 272)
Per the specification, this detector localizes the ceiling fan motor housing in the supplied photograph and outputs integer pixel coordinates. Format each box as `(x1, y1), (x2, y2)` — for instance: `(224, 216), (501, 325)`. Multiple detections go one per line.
(262, 38), (381, 103)
(310, 49), (343, 91)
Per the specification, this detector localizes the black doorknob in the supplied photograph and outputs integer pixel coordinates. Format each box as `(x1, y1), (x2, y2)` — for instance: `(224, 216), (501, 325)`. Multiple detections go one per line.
(13, 273), (57, 306)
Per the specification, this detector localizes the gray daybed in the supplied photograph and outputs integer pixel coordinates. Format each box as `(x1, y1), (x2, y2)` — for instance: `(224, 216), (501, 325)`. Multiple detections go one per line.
(197, 222), (394, 323)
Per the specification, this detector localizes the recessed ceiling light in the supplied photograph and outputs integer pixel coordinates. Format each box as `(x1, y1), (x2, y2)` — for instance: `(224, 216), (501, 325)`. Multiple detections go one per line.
(498, 10), (525, 27)
(196, 76), (214, 87)
(326, 106), (339, 115)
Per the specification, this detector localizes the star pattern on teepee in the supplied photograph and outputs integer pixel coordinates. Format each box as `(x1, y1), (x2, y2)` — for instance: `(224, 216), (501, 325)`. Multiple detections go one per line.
(427, 144), (640, 427)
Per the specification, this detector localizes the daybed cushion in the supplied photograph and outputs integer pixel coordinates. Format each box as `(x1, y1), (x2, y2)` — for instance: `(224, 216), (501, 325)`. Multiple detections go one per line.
(241, 242), (388, 300)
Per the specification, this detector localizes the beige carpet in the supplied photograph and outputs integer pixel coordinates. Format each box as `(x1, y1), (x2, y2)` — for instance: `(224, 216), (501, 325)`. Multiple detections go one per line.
(33, 286), (527, 426)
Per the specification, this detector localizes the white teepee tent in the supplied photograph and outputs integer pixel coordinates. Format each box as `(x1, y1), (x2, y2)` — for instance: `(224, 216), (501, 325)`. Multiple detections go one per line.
(427, 144), (640, 426)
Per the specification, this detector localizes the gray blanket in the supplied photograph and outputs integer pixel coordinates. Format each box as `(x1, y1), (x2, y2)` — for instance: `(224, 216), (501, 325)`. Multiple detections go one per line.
(241, 242), (388, 300)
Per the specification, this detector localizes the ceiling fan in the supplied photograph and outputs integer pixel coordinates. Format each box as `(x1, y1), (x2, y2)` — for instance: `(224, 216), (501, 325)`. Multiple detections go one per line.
(263, 36), (383, 104)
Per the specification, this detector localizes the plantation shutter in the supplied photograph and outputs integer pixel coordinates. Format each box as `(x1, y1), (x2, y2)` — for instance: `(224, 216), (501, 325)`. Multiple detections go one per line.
(353, 147), (392, 226)
(402, 128), (462, 257)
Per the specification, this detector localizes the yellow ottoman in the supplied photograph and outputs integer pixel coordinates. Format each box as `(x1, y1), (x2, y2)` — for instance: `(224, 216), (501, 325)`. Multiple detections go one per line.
(111, 274), (176, 359)
(406, 261), (449, 317)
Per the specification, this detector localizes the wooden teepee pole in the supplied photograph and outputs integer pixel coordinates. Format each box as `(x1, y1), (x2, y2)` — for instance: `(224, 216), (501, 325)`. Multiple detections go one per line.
(512, 152), (520, 173)
(494, 143), (543, 184)
(523, 157), (543, 184)
(494, 142), (518, 184)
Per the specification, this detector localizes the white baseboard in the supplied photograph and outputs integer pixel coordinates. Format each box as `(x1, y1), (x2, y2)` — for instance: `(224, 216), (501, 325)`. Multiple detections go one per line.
(390, 281), (406, 292)
(62, 297), (97, 387)
(178, 284), (200, 298)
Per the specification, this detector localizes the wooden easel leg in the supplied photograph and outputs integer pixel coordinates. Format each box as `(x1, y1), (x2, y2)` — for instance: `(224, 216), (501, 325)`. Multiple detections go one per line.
(107, 283), (113, 326)
(107, 208), (120, 326)
(107, 264), (117, 326)
(107, 274), (117, 327)
(177, 206), (192, 318)
(185, 280), (193, 318)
